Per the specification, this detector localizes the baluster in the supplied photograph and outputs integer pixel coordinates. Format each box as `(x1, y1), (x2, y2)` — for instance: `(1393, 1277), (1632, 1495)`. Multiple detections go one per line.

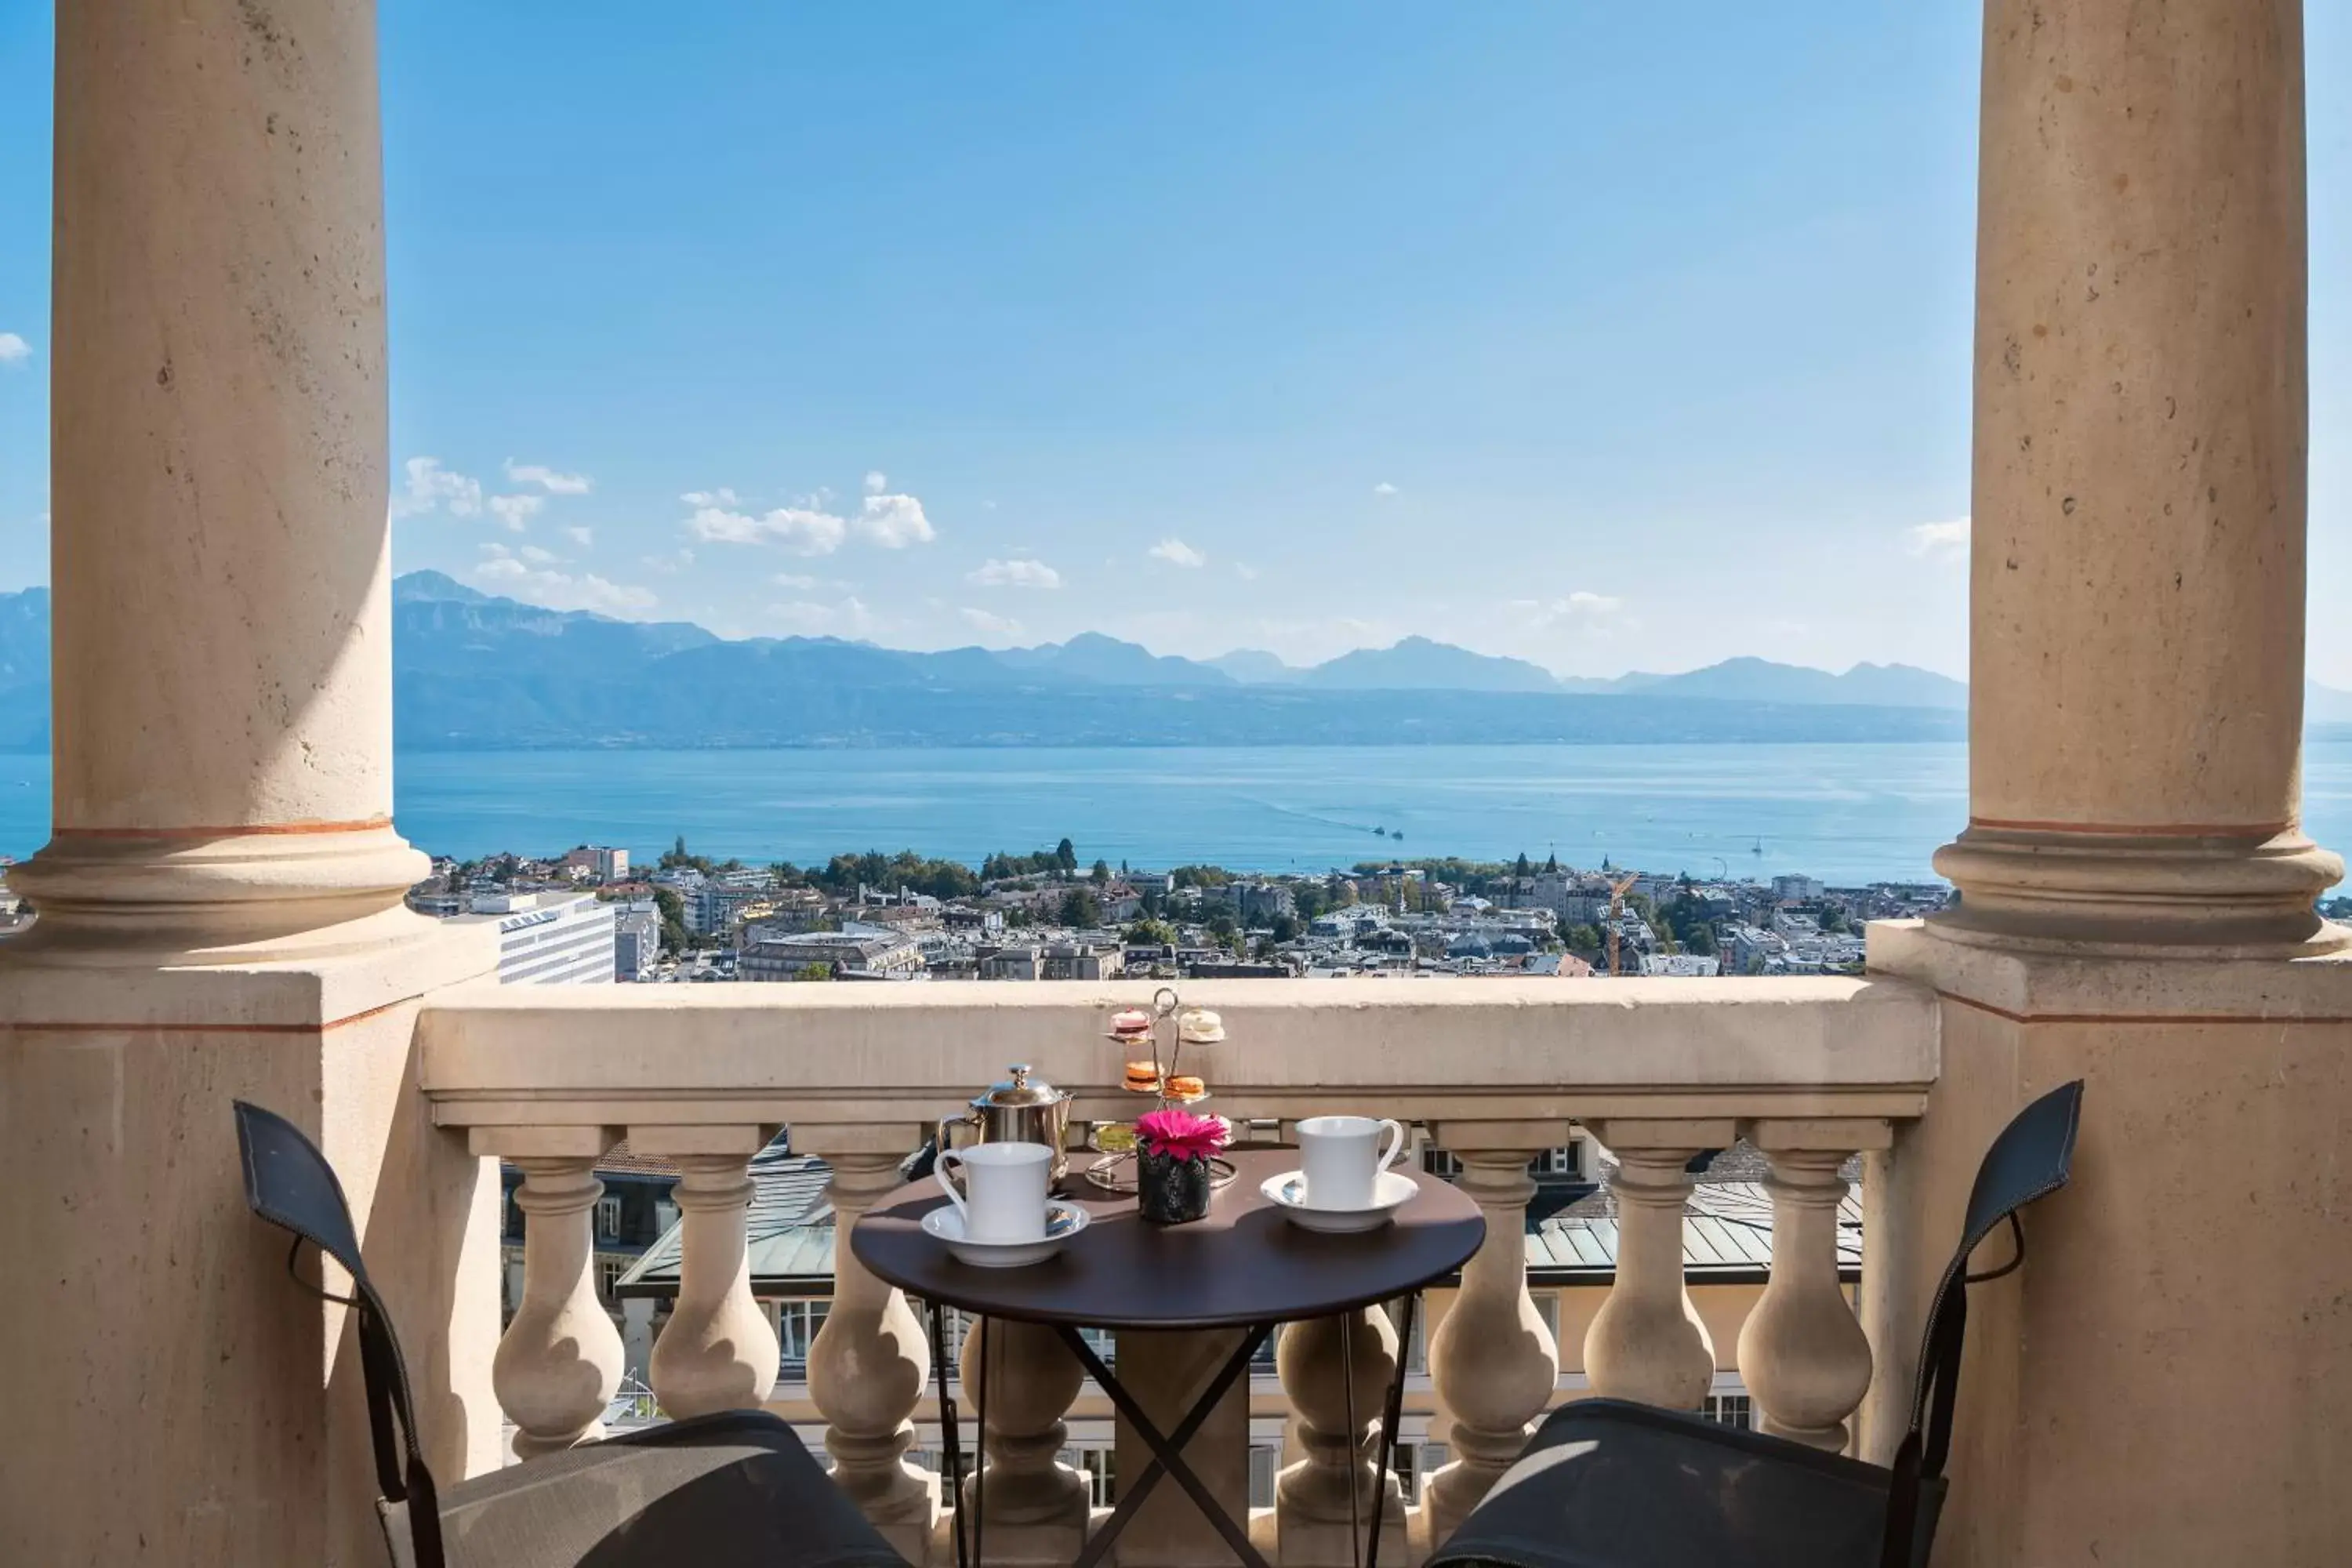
(1584, 1120), (1730, 1410)
(1424, 1134), (1560, 1547)
(797, 1130), (938, 1558)
(1737, 1120), (1886, 1451)
(959, 1316), (1087, 1563)
(480, 1128), (624, 1457)
(1276, 1307), (1406, 1567)
(636, 1126), (780, 1418)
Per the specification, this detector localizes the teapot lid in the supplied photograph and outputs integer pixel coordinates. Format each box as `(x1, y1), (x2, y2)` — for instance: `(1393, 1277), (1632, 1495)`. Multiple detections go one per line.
(976, 1063), (1062, 1108)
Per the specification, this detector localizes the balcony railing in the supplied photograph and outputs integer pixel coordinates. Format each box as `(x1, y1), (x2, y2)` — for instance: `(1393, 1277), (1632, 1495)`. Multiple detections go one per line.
(420, 976), (1937, 1563)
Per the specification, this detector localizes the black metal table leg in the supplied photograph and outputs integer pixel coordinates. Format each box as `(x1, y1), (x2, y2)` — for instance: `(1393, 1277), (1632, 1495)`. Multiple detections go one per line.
(1061, 1322), (1276, 1568)
(930, 1299), (967, 1568)
(1366, 1293), (1415, 1568)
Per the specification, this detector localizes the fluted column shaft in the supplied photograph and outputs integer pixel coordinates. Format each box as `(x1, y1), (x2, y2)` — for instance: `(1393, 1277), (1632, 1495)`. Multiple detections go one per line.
(1933, 0), (2342, 950)
(487, 1138), (625, 1455)
(798, 1133), (938, 1556)
(16, 0), (428, 960)
(1424, 1139), (1558, 1548)
(1584, 1122), (1723, 1410)
(1736, 1124), (1882, 1452)
(641, 1132), (779, 1419)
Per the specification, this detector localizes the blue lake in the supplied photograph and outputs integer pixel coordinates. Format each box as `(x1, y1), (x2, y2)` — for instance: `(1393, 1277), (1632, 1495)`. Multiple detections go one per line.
(2, 739), (2349, 886)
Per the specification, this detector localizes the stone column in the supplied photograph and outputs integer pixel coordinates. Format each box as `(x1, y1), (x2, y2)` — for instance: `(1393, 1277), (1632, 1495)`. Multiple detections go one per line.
(797, 1130), (938, 1559)
(0, 6), (502, 1565)
(1933, 0), (2343, 952)
(1865, 10), (2352, 1564)
(1421, 1135), (1558, 1549)
(10, 0), (431, 962)
(958, 1317), (1089, 1565)
(488, 1135), (626, 1456)
(639, 1131), (780, 1419)
(1735, 1124), (1882, 1454)
(1274, 1308), (1406, 1568)
(1582, 1123), (1725, 1411)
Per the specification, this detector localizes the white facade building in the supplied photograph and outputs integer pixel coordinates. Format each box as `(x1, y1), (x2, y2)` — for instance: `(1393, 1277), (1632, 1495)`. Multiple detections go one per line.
(456, 891), (618, 985)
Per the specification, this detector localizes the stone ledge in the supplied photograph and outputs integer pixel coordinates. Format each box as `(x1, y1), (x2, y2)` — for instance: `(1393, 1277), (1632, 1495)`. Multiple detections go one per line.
(418, 975), (1938, 1128)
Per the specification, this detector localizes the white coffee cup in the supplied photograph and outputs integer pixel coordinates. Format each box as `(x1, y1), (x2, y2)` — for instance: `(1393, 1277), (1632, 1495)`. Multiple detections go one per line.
(935, 1142), (1053, 1243)
(1296, 1116), (1407, 1210)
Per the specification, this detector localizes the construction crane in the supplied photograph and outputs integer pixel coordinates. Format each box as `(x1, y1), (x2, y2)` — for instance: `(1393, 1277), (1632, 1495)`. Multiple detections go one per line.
(1606, 873), (1639, 976)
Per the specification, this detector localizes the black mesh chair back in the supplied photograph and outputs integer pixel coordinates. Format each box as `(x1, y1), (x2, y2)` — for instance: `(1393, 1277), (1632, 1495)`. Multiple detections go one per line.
(234, 1099), (449, 1566)
(1428, 1078), (2085, 1568)
(234, 1101), (904, 1568)
(1885, 1077), (2083, 1557)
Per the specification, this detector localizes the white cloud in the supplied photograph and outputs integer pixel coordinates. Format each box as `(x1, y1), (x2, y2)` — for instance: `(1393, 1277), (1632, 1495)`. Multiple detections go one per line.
(1519, 590), (1629, 628)
(856, 493), (935, 549)
(967, 557), (1063, 589)
(960, 607), (1024, 638)
(471, 543), (655, 615)
(681, 488), (740, 508)
(1908, 516), (1972, 558)
(688, 505), (848, 556)
(641, 548), (696, 574)
(1372, 481), (1399, 497)
(487, 493), (544, 532)
(0, 332), (29, 365)
(390, 456), (483, 519)
(503, 460), (591, 495)
(563, 524), (594, 547)
(768, 597), (875, 637)
(1233, 562), (1260, 582)
(1149, 537), (1207, 568)
(864, 470), (888, 495)
(773, 572), (822, 591)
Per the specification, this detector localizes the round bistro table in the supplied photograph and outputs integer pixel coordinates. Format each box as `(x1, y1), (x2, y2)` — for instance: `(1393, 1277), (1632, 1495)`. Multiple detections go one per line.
(851, 1148), (1486, 1568)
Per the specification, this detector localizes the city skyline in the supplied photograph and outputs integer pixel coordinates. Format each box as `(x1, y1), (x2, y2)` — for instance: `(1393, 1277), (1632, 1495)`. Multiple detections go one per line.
(4, 5), (2350, 683)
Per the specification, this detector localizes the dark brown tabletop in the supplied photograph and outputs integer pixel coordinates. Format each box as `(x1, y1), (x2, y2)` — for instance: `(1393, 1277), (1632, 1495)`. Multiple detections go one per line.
(851, 1148), (1486, 1329)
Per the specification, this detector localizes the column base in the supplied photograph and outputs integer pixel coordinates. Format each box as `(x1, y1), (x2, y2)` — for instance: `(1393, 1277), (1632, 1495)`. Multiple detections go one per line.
(5, 826), (434, 964)
(1930, 823), (2349, 955)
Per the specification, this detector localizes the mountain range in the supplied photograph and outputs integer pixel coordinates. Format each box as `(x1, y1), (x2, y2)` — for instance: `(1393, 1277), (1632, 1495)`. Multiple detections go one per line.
(0, 570), (2341, 749)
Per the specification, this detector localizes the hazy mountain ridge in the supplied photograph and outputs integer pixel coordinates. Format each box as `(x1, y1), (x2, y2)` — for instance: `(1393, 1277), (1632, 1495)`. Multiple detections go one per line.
(0, 573), (2337, 749)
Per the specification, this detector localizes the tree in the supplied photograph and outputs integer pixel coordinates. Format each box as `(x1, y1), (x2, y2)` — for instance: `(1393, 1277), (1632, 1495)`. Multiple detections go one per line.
(1269, 913), (1301, 944)
(1515, 851), (1533, 880)
(1544, 851), (1559, 873)
(1059, 888), (1104, 928)
(652, 887), (691, 956)
(1054, 837), (1078, 874)
(1124, 917), (1178, 946)
(1091, 858), (1111, 886)
(793, 962), (834, 982)
(1566, 923), (1603, 952)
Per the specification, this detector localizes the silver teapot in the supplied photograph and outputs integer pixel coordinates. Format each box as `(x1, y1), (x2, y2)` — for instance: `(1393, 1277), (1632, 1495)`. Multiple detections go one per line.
(938, 1064), (1074, 1183)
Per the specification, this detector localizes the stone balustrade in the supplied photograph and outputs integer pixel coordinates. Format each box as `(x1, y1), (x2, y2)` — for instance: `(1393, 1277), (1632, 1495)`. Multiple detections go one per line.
(422, 976), (1934, 1563)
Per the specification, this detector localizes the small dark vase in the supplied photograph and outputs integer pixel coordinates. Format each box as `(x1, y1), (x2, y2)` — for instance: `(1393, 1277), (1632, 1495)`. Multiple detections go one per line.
(1138, 1147), (1213, 1225)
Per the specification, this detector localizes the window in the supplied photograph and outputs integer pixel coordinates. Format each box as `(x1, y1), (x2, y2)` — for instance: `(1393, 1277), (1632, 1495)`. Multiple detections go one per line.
(1701, 1392), (1754, 1430)
(777, 1300), (830, 1371)
(596, 1258), (625, 1301)
(1249, 1445), (1279, 1510)
(596, 1194), (623, 1238)
(1057, 1446), (1116, 1508)
(655, 1196), (679, 1234)
(1421, 1147), (1463, 1178)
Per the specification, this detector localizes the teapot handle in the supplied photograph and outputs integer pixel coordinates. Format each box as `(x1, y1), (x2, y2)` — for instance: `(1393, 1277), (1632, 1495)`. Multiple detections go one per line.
(935, 1110), (977, 1156)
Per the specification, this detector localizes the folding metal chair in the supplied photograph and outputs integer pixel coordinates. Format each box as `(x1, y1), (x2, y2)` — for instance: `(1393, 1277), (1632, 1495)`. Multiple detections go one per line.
(233, 1099), (906, 1568)
(1428, 1079), (2085, 1568)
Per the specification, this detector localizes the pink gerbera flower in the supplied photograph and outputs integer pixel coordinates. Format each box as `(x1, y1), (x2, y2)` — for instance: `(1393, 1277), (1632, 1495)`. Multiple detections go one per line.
(1135, 1108), (1229, 1163)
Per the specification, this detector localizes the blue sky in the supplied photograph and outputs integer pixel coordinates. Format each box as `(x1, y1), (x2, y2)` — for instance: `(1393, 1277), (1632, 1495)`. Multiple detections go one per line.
(1, 3), (2346, 682)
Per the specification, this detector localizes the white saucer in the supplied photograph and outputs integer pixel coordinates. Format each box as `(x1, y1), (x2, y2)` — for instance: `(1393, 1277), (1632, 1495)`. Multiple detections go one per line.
(1261, 1169), (1416, 1232)
(923, 1200), (1091, 1268)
